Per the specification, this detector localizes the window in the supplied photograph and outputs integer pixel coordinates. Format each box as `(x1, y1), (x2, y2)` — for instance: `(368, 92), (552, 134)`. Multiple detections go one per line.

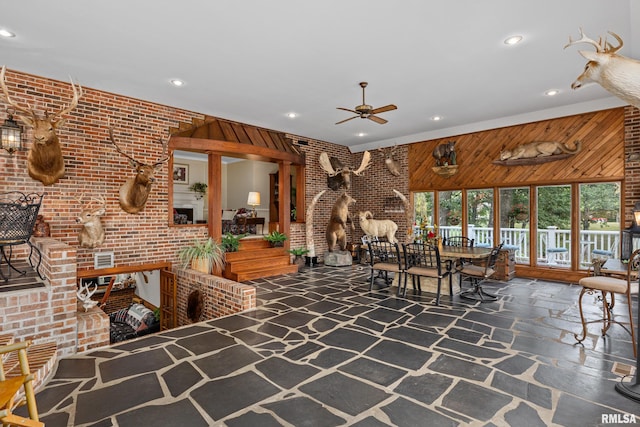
(467, 189), (494, 247)
(499, 187), (530, 263)
(537, 185), (571, 268)
(579, 182), (620, 266)
(439, 190), (462, 240)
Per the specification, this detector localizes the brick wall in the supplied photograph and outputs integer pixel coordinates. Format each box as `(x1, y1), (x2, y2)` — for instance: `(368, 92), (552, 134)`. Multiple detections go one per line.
(287, 137), (409, 261)
(624, 106), (640, 222)
(0, 238), (78, 358)
(175, 268), (256, 326)
(0, 68), (207, 273)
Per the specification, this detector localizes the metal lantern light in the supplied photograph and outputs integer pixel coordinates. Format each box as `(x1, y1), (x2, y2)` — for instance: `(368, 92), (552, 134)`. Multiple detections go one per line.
(621, 201), (640, 261)
(0, 109), (23, 155)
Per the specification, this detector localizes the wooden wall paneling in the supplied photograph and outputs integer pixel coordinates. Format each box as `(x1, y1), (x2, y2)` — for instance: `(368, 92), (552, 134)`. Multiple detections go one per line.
(409, 109), (625, 191)
(231, 122), (252, 145)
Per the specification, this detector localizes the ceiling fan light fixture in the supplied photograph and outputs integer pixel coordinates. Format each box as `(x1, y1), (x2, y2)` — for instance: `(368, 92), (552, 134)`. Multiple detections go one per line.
(357, 132), (366, 137)
(286, 112), (297, 118)
(545, 89), (559, 96)
(170, 79), (184, 87)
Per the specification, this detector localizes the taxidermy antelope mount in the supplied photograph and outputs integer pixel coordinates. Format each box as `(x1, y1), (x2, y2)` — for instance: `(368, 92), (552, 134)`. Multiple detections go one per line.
(105, 126), (170, 214)
(77, 282), (98, 312)
(0, 65), (82, 186)
(378, 145), (401, 176)
(76, 194), (107, 248)
(565, 28), (640, 109)
(319, 150), (371, 190)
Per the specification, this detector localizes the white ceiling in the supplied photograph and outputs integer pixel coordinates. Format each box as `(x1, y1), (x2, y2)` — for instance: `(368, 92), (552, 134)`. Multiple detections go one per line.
(1, 1), (638, 152)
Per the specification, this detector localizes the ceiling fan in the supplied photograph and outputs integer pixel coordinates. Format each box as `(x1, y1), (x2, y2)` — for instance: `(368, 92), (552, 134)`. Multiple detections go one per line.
(335, 82), (397, 125)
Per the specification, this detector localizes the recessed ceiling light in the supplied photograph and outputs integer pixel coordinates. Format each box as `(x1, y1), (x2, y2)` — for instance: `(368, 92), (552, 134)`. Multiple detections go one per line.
(431, 115), (442, 121)
(170, 79), (184, 87)
(0, 29), (15, 38)
(357, 132), (366, 137)
(545, 89), (559, 96)
(286, 112), (297, 119)
(504, 35), (523, 45)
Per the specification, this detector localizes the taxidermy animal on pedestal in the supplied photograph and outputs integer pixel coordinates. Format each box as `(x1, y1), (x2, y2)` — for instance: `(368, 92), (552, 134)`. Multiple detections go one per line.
(358, 211), (398, 243)
(326, 192), (356, 252)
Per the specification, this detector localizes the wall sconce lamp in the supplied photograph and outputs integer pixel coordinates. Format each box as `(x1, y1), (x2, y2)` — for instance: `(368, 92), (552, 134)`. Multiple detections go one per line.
(0, 108), (23, 155)
(247, 191), (261, 218)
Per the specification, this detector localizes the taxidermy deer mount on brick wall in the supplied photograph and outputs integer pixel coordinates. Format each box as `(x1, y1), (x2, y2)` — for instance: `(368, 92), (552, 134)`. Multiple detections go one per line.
(105, 125), (170, 214)
(0, 65), (82, 186)
(565, 28), (640, 109)
(319, 150), (371, 190)
(378, 145), (401, 176)
(76, 194), (107, 248)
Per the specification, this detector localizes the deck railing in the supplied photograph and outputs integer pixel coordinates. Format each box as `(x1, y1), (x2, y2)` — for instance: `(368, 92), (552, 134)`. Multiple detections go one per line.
(417, 225), (619, 267)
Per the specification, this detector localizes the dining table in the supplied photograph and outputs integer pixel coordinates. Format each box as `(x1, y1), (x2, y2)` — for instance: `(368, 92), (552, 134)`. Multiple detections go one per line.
(390, 244), (493, 297)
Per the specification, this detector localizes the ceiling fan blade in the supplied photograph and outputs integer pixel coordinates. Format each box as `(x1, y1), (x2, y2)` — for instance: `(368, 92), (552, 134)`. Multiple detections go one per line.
(335, 116), (359, 125)
(337, 107), (359, 114)
(370, 104), (397, 115)
(367, 115), (388, 124)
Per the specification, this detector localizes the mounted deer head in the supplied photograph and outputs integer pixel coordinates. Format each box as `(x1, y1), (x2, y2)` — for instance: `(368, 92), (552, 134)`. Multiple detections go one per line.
(76, 194), (106, 248)
(565, 28), (640, 109)
(319, 150), (371, 190)
(76, 282), (98, 312)
(0, 65), (82, 185)
(378, 145), (401, 176)
(105, 125), (170, 214)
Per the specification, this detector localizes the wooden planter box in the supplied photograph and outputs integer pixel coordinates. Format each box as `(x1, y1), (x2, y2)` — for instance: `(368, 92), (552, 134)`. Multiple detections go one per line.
(493, 248), (516, 281)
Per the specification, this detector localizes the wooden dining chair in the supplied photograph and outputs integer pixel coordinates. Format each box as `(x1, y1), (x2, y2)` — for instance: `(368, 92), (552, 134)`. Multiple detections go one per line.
(575, 248), (639, 357)
(402, 242), (453, 305)
(0, 340), (44, 427)
(366, 240), (404, 294)
(459, 243), (503, 302)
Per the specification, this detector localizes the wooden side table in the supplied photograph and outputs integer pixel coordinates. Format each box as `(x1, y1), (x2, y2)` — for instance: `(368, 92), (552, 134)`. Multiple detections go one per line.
(241, 217), (265, 234)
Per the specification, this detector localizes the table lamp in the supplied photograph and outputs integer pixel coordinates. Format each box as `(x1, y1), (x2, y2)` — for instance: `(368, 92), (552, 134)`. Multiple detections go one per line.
(247, 192), (260, 218)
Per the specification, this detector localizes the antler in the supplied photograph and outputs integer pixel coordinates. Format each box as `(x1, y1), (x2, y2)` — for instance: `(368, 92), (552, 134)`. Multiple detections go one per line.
(0, 65), (36, 118)
(50, 77), (82, 120)
(604, 31), (624, 54)
(106, 125), (139, 165)
(319, 152), (338, 176)
(152, 135), (170, 167)
(565, 28), (604, 52)
(351, 150), (371, 176)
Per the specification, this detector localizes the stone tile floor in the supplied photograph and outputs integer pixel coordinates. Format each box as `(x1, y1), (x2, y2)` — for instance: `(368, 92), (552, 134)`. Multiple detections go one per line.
(29, 265), (640, 426)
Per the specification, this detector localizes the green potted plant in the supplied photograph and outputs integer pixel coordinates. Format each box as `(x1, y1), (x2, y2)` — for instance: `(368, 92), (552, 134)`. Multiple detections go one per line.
(178, 237), (225, 274)
(264, 230), (288, 247)
(221, 232), (248, 252)
(188, 182), (208, 200)
(288, 247), (309, 266)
